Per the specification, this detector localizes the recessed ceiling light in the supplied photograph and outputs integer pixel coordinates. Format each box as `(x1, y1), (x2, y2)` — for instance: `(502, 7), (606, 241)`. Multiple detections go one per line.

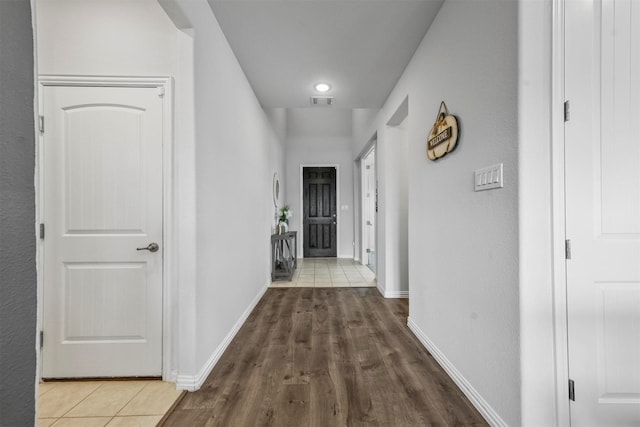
(314, 82), (331, 93)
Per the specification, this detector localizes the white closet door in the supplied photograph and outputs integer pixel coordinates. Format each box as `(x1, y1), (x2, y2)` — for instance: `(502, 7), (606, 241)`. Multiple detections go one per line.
(42, 84), (164, 378)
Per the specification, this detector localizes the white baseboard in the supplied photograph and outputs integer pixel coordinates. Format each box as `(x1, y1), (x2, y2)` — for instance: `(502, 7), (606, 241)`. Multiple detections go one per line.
(406, 318), (507, 427)
(375, 280), (407, 299)
(383, 290), (408, 298)
(176, 282), (270, 391)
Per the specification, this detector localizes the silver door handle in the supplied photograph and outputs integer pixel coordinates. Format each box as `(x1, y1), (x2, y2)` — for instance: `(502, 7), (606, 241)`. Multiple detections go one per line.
(137, 243), (159, 253)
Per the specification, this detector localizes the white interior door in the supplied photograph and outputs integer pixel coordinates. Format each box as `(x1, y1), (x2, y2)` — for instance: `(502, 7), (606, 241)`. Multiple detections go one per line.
(361, 148), (376, 270)
(42, 84), (164, 378)
(565, 0), (640, 425)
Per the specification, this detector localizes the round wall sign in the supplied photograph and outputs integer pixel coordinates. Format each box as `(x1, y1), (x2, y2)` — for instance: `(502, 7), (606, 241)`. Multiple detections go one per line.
(427, 101), (459, 160)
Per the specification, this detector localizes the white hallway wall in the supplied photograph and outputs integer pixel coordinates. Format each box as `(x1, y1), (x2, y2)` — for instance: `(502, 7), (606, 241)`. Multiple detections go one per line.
(37, 0), (286, 388)
(378, 118), (409, 298)
(37, 0), (177, 76)
(354, 0), (520, 425)
(285, 108), (355, 259)
(164, 0), (286, 387)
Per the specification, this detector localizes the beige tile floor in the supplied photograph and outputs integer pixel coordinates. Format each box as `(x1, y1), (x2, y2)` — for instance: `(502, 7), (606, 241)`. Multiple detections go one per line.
(270, 257), (377, 288)
(38, 380), (183, 427)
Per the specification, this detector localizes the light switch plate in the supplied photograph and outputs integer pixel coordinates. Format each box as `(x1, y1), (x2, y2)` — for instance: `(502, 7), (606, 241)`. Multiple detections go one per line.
(474, 163), (503, 191)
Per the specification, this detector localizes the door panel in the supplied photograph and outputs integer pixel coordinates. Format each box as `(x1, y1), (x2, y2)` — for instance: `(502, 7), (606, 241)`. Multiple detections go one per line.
(64, 263), (147, 341)
(565, 0), (640, 424)
(42, 85), (163, 378)
(303, 167), (337, 257)
(65, 106), (147, 234)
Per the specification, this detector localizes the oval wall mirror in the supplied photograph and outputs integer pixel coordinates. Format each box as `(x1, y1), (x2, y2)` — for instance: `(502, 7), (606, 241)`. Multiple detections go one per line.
(273, 172), (280, 208)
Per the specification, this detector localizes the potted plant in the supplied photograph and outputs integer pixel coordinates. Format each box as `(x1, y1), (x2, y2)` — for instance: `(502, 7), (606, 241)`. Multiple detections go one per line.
(278, 205), (292, 234)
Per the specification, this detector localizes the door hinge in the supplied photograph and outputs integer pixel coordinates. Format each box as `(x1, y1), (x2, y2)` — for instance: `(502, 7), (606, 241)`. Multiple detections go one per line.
(569, 379), (575, 401)
(39, 115), (45, 133)
(564, 100), (570, 122)
(40, 331), (44, 349)
(565, 239), (572, 260)
(39, 223), (45, 239)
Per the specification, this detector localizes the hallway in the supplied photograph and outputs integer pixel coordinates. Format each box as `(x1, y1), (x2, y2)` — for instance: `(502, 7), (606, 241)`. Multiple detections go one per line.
(161, 288), (487, 426)
(5, 0), (624, 425)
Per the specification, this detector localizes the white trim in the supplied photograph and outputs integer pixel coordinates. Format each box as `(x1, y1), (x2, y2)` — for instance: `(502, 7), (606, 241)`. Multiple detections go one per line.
(356, 132), (377, 161)
(352, 158), (361, 262)
(358, 141), (377, 272)
(36, 75), (175, 381)
(32, 0), (42, 403)
(383, 290), (408, 298)
(176, 282), (270, 391)
(161, 78), (176, 382)
(353, 134), (377, 271)
(359, 141), (376, 161)
(551, 0), (571, 424)
(375, 279), (407, 299)
(37, 75), (172, 88)
(407, 318), (507, 427)
(299, 164), (340, 258)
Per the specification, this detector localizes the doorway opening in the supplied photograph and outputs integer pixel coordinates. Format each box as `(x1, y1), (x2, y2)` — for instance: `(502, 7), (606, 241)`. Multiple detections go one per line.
(37, 76), (174, 380)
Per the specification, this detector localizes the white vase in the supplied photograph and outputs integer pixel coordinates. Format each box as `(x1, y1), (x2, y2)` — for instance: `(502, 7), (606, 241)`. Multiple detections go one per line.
(278, 221), (288, 234)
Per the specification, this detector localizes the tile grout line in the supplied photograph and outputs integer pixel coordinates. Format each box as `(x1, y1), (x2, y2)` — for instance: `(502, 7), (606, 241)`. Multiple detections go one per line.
(113, 381), (150, 417)
(39, 381), (183, 426)
(37, 384), (57, 399)
(57, 382), (104, 419)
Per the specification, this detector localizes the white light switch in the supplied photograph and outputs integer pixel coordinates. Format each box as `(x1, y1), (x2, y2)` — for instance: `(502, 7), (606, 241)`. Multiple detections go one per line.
(474, 163), (503, 191)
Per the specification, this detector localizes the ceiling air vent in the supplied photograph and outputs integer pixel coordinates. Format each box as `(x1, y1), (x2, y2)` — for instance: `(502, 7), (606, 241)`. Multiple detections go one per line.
(310, 96), (334, 106)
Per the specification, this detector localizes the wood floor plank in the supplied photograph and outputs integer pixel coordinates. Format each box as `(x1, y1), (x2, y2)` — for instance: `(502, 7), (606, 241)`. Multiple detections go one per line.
(308, 289), (344, 427)
(363, 292), (486, 426)
(161, 288), (488, 427)
(331, 289), (378, 426)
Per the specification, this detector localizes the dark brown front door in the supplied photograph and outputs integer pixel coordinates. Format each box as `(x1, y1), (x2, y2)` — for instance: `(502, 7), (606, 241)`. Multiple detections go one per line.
(303, 167), (337, 257)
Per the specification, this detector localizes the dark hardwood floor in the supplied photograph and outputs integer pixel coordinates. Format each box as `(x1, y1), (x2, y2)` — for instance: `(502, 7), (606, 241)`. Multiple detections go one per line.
(161, 288), (488, 426)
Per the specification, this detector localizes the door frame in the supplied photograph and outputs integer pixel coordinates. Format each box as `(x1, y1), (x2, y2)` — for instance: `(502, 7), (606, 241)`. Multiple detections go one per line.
(299, 164), (340, 259)
(36, 75), (175, 381)
(359, 144), (376, 268)
(354, 135), (377, 270)
(550, 0), (571, 424)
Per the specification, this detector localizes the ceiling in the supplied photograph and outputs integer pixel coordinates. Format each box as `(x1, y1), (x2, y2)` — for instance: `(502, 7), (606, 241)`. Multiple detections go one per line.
(207, 0), (444, 109)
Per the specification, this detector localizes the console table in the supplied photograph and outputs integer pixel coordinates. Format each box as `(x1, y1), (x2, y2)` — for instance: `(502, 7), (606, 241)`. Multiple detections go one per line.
(271, 231), (297, 281)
